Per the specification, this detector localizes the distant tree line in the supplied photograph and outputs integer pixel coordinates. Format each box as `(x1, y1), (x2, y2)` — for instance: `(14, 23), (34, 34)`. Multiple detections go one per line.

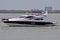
(0, 10), (60, 13)
(0, 9), (43, 13)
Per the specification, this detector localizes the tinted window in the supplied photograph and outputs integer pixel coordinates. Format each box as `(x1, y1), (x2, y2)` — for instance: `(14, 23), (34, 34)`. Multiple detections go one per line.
(34, 18), (43, 20)
(25, 16), (34, 18)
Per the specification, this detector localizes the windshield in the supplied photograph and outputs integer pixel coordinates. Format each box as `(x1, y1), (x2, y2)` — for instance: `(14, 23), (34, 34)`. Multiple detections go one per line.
(19, 16), (34, 18)
(25, 16), (34, 18)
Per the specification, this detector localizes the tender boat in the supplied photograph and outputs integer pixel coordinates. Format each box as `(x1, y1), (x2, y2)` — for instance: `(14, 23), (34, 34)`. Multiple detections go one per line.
(2, 11), (56, 26)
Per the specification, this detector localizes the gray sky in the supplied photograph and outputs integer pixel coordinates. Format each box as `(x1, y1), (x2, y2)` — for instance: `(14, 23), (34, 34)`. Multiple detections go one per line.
(0, 0), (60, 10)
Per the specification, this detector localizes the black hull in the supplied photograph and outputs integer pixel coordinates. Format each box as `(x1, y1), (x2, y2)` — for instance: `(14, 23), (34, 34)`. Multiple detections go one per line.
(3, 21), (54, 25)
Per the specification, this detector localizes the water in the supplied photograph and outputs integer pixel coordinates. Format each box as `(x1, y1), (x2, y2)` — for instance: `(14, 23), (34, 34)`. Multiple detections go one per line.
(0, 13), (60, 40)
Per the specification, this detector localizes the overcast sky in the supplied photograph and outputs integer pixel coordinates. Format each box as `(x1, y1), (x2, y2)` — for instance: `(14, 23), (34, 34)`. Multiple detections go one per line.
(0, 0), (60, 10)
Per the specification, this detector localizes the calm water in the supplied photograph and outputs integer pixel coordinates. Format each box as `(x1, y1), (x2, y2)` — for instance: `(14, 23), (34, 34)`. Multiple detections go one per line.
(0, 13), (60, 40)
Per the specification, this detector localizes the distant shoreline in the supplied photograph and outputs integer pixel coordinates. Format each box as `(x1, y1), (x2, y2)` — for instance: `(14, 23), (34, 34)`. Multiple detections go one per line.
(0, 10), (60, 13)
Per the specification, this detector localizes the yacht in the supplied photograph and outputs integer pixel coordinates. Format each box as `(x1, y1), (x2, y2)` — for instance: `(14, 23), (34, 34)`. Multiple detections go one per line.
(2, 11), (56, 26)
